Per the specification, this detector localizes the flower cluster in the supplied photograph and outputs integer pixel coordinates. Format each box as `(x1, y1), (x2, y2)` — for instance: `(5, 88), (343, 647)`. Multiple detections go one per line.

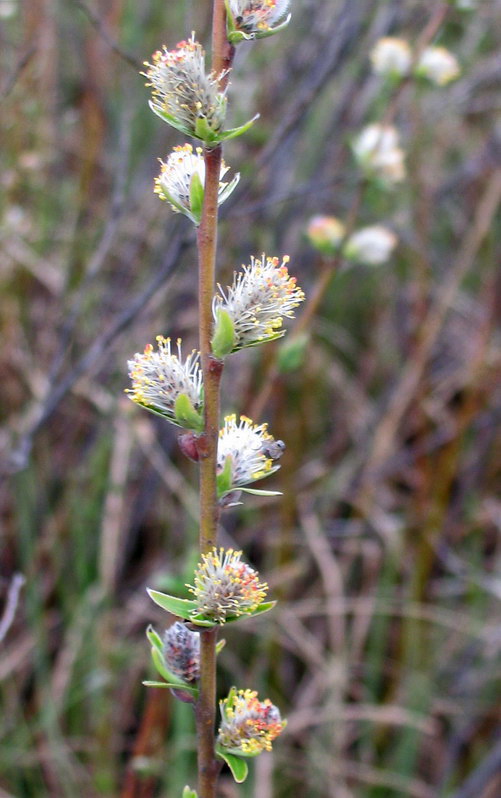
(306, 215), (346, 255)
(127, 336), (204, 430)
(416, 46), (461, 86)
(154, 144), (239, 225)
(163, 622), (200, 683)
(144, 34), (227, 139)
(226, 0), (291, 42)
(188, 548), (268, 623)
(344, 225), (397, 266)
(371, 37), (412, 78)
(307, 216), (397, 266)
(352, 123), (406, 184)
(370, 37), (460, 85)
(217, 414), (281, 493)
(218, 687), (285, 754)
(212, 254), (305, 356)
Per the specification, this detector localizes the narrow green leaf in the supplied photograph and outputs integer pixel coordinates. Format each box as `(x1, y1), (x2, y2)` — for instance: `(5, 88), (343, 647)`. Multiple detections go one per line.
(187, 613), (218, 628)
(216, 455), (233, 497)
(224, 0), (238, 34)
(216, 638), (226, 655)
(150, 647), (193, 688)
(227, 30), (254, 43)
(249, 600), (277, 616)
(216, 749), (249, 783)
(194, 116), (218, 144)
(146, 624), (164, 655)
(218, 172), (241, 204)
(238, 487), (282, 496)
(129, 399), (173, 423)
(174, 393), (204, 432)
(147, 590), (198, 619)
(216, 114), (260, 143)
(254, 14), (291, 39)
(149, 102), (193, 136)
(143, 680), (197, 695)
(232, 330), (285, 350)
(189, 171), (204, 224)
(225, 601), (277, 623)
(211, 308), (235, 358)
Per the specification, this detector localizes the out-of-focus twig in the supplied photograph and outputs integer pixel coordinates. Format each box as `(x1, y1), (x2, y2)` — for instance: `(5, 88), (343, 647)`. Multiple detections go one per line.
(447, 738), (501, 798)
(0, 574), (26, 644)
(7, 229), (192, 474)
(72, 0), (142, 71)
(359, 169), (501, 486)
(48, 106), (133, 388)
(0, 44), (36, 103)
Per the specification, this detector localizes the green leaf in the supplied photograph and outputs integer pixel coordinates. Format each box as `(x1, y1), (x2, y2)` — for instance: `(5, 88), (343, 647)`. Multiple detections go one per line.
(216, 748), (249, 783)
(182, 787), (198, 798)
(225, 601), (277, 623)
(254, 14), (292, 39)
(224, 0), (238, 35)
(129, 398), (204, 429)
(238, 487), (282, 497)
(147, 590), (198, 619)
(186, 614), (218, 627)
(227, 30), (254, 43)
(146, 625), (164, 655)
(246, 600), (277, 617)
(232, 330), (285, 350)
(174, 394), (204, 432)
(194, 116), (218, 144)
(218, 172), (241, 204)
(143, 680), (197, 694)
(211, 308), (235, 358)
(216, 114), (260, 143)
(149, 102), (194, 137)
(216, 455), (233, 497)
(128, 399), (173, 423)
(189, 170), (204, 224)
(216, 638), (226, 655)
(150, 647), (194, 688)
(150, 647), (171, 682)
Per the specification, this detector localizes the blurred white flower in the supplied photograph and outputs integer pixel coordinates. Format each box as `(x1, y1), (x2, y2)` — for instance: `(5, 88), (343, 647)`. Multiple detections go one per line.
(154, 144), (239, 225)
(370, 37), (412, 78)
(0, 1), (17, 19)
(344, 225), (397, 265)
(416, 46), (460, 86)
(306, 215), (346, 255)
(352, 124), (406, 184)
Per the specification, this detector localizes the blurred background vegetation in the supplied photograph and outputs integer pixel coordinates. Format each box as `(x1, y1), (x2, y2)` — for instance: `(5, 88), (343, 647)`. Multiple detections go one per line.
(1, 0), (501, 796)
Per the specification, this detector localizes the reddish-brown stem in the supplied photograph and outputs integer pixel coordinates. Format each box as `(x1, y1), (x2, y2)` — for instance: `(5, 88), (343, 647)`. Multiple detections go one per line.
(195, 143), (222, 798)
(195, 2), (234, 795)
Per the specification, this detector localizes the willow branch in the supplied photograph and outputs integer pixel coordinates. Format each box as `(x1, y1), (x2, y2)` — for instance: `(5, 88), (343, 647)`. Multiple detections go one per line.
(195, 2), (234, 796)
